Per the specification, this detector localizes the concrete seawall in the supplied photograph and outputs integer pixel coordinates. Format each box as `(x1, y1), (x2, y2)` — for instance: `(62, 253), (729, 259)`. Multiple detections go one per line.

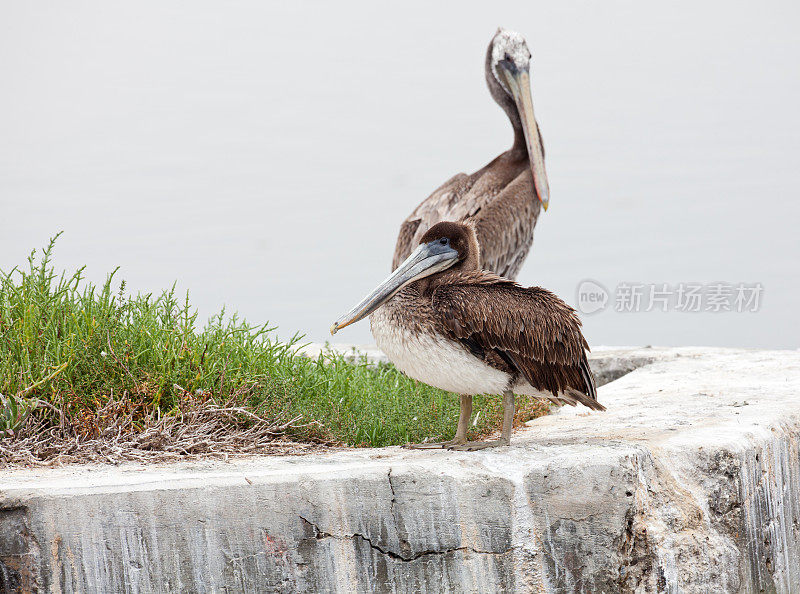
(1, 347), (799, 592)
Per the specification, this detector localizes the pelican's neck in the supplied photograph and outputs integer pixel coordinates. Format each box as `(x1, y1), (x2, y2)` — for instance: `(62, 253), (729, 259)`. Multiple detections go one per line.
(414, 243), (481, 296)
(485, 44), (527, 157)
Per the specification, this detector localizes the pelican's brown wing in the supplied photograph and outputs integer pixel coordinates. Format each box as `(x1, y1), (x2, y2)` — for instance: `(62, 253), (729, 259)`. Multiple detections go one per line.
(470, 169), (542, 279)
(392, 157), (539, 279)
(392, 172), (473, 270)
(432, 280), (602, 410)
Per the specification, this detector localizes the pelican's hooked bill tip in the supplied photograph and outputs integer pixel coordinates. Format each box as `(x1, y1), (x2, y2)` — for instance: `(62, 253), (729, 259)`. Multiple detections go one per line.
(330, 323), (339, 336)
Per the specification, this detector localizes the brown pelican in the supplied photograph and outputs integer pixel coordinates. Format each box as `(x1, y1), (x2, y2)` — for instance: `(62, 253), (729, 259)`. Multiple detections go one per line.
(392, 28), (549, 279)
(332, 222), (602, 450)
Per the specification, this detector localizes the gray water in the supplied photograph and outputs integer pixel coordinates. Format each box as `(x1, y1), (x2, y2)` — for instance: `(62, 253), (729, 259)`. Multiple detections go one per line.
(2, 2), (799, 349)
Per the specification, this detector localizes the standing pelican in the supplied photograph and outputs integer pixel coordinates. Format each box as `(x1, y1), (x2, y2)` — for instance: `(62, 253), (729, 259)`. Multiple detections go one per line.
(332, 222), (602, 450)
(393, 28), (549, 279)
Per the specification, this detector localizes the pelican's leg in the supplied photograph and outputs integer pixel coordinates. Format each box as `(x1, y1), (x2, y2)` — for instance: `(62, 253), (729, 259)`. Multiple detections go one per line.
(449, 391), (514, 451)
(453, 394), (473, 442)
(406, 395), (472, 449)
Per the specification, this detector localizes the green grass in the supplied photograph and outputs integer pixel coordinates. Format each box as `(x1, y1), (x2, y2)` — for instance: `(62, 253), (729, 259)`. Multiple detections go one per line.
(0, 235), (549, 450)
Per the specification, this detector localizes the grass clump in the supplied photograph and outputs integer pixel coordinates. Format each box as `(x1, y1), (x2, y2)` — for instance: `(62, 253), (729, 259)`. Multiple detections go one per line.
(0, 235), (549, 465)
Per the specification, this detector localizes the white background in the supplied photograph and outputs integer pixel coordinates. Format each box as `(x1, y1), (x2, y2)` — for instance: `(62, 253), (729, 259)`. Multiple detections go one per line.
(1, 2), (798, 348)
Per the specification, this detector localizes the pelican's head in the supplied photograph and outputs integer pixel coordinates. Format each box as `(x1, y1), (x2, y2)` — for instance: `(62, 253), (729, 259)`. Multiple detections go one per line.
(490, 29), (532, 93)
(488, 28), (550, 211)
(330, 223), (476, 335)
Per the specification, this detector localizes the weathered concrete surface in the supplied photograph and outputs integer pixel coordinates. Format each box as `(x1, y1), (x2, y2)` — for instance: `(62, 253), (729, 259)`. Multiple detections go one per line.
(1, 347), (799, 593)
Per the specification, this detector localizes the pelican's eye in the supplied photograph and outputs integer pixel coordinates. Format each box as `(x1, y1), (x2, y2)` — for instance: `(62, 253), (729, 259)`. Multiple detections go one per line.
(439, 237), (449, 246)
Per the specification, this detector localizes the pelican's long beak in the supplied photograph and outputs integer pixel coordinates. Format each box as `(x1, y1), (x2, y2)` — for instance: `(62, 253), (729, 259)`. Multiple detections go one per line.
(501, 67), (550, 210)
(330, 240), (459, 335)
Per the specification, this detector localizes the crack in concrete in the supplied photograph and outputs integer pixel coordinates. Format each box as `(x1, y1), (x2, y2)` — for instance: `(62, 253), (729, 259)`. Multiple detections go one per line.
(298, 516), (510, 562)
(387, 467), (397, 515)
(386, 467), (411, 554)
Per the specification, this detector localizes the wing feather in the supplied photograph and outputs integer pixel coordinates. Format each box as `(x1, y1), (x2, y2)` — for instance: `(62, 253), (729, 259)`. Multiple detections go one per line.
(471, 169), (541, 279)
(392, 173), (472, 270)
(392, 156), (541, 279)
(432, 279), (603, 410)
